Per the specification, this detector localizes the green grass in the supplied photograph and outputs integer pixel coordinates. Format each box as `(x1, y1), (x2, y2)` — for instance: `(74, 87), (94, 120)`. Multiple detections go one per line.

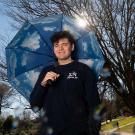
(101, 120), (118, 131)
(119, 123), (135, 133)
(115, 123), (135, 133)
(118, 116), (135, 126)
(101, 116), (135, 132)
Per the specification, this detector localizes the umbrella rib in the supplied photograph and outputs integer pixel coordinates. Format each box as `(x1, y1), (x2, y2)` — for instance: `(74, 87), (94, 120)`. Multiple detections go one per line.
(30, 23), (53, 51)
(61, 14), (63, 31)
(75, 32), (89, 43)
(6, 47), (54, 58)
(5, 21), (29, 50)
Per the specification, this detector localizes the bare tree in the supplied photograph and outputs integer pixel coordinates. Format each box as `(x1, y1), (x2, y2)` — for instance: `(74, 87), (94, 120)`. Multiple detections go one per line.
(1, 0), (135, 113)
(0, 84), (16, 115)
(0, 32), (22, 115)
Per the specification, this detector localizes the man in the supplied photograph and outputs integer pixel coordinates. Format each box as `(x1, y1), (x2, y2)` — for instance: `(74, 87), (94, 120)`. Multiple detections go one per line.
(30, 31), (101, 135)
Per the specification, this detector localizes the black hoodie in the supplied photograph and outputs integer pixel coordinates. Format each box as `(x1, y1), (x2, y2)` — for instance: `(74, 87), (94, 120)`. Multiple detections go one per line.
(29, 61), (100, 134)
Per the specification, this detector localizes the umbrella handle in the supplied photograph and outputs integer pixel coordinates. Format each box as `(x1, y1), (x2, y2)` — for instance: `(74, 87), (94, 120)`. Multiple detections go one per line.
(47, 79), (53, 85)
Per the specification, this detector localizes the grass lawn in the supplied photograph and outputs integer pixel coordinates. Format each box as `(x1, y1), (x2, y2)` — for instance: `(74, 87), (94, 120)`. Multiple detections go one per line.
(101, 116), (135, 132)
(115, 123), (135, 133)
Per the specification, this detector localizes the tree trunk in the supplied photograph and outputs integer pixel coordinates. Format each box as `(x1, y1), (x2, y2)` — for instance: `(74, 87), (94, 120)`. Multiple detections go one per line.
(121, 93), (135, 115)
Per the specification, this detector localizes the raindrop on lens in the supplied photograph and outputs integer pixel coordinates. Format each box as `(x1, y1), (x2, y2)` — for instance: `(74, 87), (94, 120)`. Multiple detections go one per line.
(43, 116), (48, 123)
(110, 132), (120, 135)
(132, 124), (135, 134)
(120, 109), (124, 116)
(12, 120), (19, 128)
(94, 103), (106, 121)
(46, 127), (53, 134)
(33, 106), (39, 112)
(130, 50), (135, 56)
(40, 109), (46, 117)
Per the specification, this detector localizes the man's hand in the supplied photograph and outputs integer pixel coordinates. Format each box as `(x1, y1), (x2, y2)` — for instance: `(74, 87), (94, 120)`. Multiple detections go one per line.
(41, 71), (60, 87)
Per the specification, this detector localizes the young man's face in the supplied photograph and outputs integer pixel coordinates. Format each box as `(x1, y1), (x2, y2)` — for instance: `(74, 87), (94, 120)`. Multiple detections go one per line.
(53, 38), (74, 61)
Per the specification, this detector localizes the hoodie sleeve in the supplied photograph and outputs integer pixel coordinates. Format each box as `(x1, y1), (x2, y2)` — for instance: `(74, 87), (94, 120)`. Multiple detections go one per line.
(29, 67), (49, 111)
(83, 65), (101, 135)
(83, 66), (101, 110)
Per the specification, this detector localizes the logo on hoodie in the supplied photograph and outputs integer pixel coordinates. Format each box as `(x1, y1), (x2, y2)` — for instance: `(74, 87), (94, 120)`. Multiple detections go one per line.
(67, 71), (78, 79)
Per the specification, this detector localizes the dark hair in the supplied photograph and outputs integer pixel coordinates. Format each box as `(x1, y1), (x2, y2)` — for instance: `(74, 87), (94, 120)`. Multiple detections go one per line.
(51, 31), (75, 45)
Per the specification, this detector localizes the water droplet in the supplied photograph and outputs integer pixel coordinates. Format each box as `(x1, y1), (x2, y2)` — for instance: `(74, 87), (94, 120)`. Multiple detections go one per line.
(46, 127), (53, 134)
(100, 67), (111, 78)
(130, 50), (135, 56)
(110, 132), (120, 135)
(33, 106), (39, 112)
(94, 103), (107, 121)
(43, 116), (48, 123)
(40, 109), (46, 117)
(132, 124), (135, 133)
(12, 120), (19, 128)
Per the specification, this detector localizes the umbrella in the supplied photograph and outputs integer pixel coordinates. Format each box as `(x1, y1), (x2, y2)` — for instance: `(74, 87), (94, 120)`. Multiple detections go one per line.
(6, 14), (104, 100)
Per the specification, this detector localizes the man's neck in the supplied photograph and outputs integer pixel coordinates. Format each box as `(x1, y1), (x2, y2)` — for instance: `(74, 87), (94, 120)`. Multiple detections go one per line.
(58, 58), (73, 65)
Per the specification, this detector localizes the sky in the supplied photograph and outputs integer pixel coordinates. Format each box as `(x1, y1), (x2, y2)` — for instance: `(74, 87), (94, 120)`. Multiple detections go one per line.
(0, 3), (17, 59)
(0, 4), (16, 37)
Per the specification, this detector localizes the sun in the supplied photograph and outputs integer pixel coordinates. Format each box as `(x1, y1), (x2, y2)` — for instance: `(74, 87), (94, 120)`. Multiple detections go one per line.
(76, 18), (87, 28)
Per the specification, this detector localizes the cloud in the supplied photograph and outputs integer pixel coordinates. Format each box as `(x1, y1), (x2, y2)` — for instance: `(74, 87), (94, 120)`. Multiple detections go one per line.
(82, 42), (88, 52)
(25, 70), (40, 87)
(63, 24), (81, 39)
(21, 54), (27, 66)
(43, 27), (56, 31)
(21, 32), (40, 50)
(10, 53), (17, 69)
(78, 59), (94, 67)
(12, 78), (20, 87)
